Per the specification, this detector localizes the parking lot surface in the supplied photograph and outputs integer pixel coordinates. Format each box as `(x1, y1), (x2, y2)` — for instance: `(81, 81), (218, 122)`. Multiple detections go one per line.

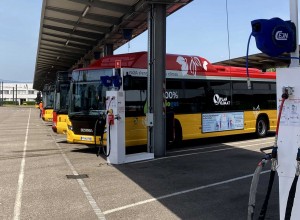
(0, 106), (279, 220)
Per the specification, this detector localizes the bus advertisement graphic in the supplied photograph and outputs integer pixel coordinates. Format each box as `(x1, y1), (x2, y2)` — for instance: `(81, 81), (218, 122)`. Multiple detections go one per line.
(202, 112), (244, 133)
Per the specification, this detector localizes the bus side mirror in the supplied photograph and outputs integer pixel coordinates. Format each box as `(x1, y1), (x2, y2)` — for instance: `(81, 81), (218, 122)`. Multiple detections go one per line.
(123, 74), (132, 90)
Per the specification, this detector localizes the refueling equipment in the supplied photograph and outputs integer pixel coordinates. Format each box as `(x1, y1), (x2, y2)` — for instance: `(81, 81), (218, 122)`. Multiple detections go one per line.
(96, 69), (154, 164)
(105, 90), (126, 164)
(246, 17), (297, 89)
(247, 14), (300, 220)
(276, 69), (300, 220)
(251, 17), (296, 57)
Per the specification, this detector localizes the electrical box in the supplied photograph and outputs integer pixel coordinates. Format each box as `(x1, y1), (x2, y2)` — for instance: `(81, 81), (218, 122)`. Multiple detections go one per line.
(146, 113), (154, 127)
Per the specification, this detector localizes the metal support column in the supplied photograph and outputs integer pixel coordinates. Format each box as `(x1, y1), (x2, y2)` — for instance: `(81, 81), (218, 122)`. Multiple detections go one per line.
(104, 44), (114, 56)
(147, 3), (166, 157)
(16, 84), (18, 105)
(290, 0), (299, 67)
(0, 81), (2, 106)
(147, 5), (154, 154)
(2, 81), (3, 105)
(83, 59), (90, 68)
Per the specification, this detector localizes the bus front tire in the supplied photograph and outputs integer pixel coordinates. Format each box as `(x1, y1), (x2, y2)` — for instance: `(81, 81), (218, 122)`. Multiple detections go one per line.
(256, 116), (268, 138)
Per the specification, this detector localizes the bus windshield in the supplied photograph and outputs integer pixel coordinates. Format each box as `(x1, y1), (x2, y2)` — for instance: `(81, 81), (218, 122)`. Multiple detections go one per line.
(43, 90), (54, 109)
(54, 82), (70, 113)
(69, 69), (113, 117)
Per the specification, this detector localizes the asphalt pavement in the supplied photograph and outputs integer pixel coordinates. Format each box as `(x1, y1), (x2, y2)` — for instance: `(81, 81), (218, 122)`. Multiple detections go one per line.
(0, 106), (279, 220)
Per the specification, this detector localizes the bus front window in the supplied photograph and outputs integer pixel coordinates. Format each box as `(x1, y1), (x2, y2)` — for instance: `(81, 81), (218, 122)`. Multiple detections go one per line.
(69, 69), (113, 117)
(70, 82), (108, 116)
(43, 91), (54, 109)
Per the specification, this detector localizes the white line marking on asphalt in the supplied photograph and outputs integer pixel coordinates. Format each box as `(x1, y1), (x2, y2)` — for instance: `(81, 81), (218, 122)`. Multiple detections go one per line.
(169, 137), (274, 154)
(49, 133), (106, 220)
(134, 141), (274, 164)
(103, 170), (270, 215)
(13, 108), (31, 220)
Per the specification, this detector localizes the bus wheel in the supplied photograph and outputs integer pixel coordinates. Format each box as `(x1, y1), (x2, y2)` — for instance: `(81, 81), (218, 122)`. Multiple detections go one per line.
(256, 116), (268, 138)
(173, 119), (183, 148)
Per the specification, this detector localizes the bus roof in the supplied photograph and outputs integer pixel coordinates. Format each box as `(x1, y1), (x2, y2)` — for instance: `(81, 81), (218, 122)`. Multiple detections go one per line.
(77, 51), (276, 80)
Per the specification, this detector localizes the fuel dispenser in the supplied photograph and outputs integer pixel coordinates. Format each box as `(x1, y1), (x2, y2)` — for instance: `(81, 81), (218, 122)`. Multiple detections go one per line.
(247, 15), (300, 220)
(276, 69), (300, 220)
(105, 90), (126, 164)
(99, 70), (154, 164)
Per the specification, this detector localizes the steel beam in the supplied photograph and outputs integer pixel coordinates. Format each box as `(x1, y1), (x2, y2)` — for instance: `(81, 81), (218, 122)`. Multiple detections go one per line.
(43, 24), (104, 40)
(43, 32), (96, 45)
(44, 16), (111, 33)
(68, 0), (133, 14)
(46, 6), (119, 24)
(41, 37), (91, 50)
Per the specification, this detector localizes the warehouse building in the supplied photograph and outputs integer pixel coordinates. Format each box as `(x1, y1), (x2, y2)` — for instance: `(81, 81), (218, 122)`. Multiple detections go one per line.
(0, 82), (39, 105)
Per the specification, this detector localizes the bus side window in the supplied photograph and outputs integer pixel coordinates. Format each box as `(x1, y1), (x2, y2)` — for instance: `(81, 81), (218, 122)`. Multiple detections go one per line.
(125, 77), (147, 117)
(182, 80), (206, 113)
(166, 79), (183, 113)
(209, 80), (231, 111)
(232, 81), (253, 110)
(204, 84), (214, 111)
(252, 82), (276, 109)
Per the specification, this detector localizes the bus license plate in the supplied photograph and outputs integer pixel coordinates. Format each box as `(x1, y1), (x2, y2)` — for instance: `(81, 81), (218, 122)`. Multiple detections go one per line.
(81, 136), (92, 141)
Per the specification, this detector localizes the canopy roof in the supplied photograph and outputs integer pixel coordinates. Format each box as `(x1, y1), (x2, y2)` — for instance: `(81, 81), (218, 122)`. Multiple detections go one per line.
(34, 0), (192, 90)
(213, 52), (291, 70)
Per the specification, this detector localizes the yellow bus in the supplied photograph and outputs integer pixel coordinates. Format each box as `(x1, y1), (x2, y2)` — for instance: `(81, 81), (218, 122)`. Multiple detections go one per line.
(67, 52), (276, 147)
(42, 84), (55, 122)
(52, 71), (71, 134)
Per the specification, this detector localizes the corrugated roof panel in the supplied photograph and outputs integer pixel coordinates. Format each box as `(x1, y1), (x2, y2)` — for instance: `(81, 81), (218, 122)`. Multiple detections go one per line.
(33, 0), (193, 90)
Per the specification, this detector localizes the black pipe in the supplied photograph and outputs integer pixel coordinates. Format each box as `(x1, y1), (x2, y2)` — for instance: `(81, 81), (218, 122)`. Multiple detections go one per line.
(284, 148), (300, 220)
(256, 93), (288, 219)
(284, 176), (298, 220)
(258, 170), (275, 219)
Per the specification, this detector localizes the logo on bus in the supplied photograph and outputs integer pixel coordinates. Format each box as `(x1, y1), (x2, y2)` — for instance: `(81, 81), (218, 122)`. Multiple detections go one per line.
(213, 94), (230, 105)
(81, 128), (93, 133)
(165, 91), (178, 99)
(176, 56), (208, 76)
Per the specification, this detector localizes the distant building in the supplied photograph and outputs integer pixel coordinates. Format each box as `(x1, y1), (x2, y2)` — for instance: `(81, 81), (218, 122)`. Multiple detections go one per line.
(0, 83), (39, 105)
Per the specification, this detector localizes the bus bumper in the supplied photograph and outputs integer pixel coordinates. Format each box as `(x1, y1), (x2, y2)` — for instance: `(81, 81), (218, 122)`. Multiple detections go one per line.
(44, 109), (53, 122)
(56, 114), (68, 134)
(67, 129), (106, 145)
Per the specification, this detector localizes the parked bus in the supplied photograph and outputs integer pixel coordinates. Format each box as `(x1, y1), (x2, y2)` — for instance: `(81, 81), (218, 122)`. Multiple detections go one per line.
(42, 84), (55, 122)
(35, 91), (42, 109)
(67, 52), (276, 147)
(52, 71), (71, 134)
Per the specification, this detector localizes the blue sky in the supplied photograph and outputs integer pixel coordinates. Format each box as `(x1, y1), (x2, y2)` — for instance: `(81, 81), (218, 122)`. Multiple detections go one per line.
(0, 0), (294, 82)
